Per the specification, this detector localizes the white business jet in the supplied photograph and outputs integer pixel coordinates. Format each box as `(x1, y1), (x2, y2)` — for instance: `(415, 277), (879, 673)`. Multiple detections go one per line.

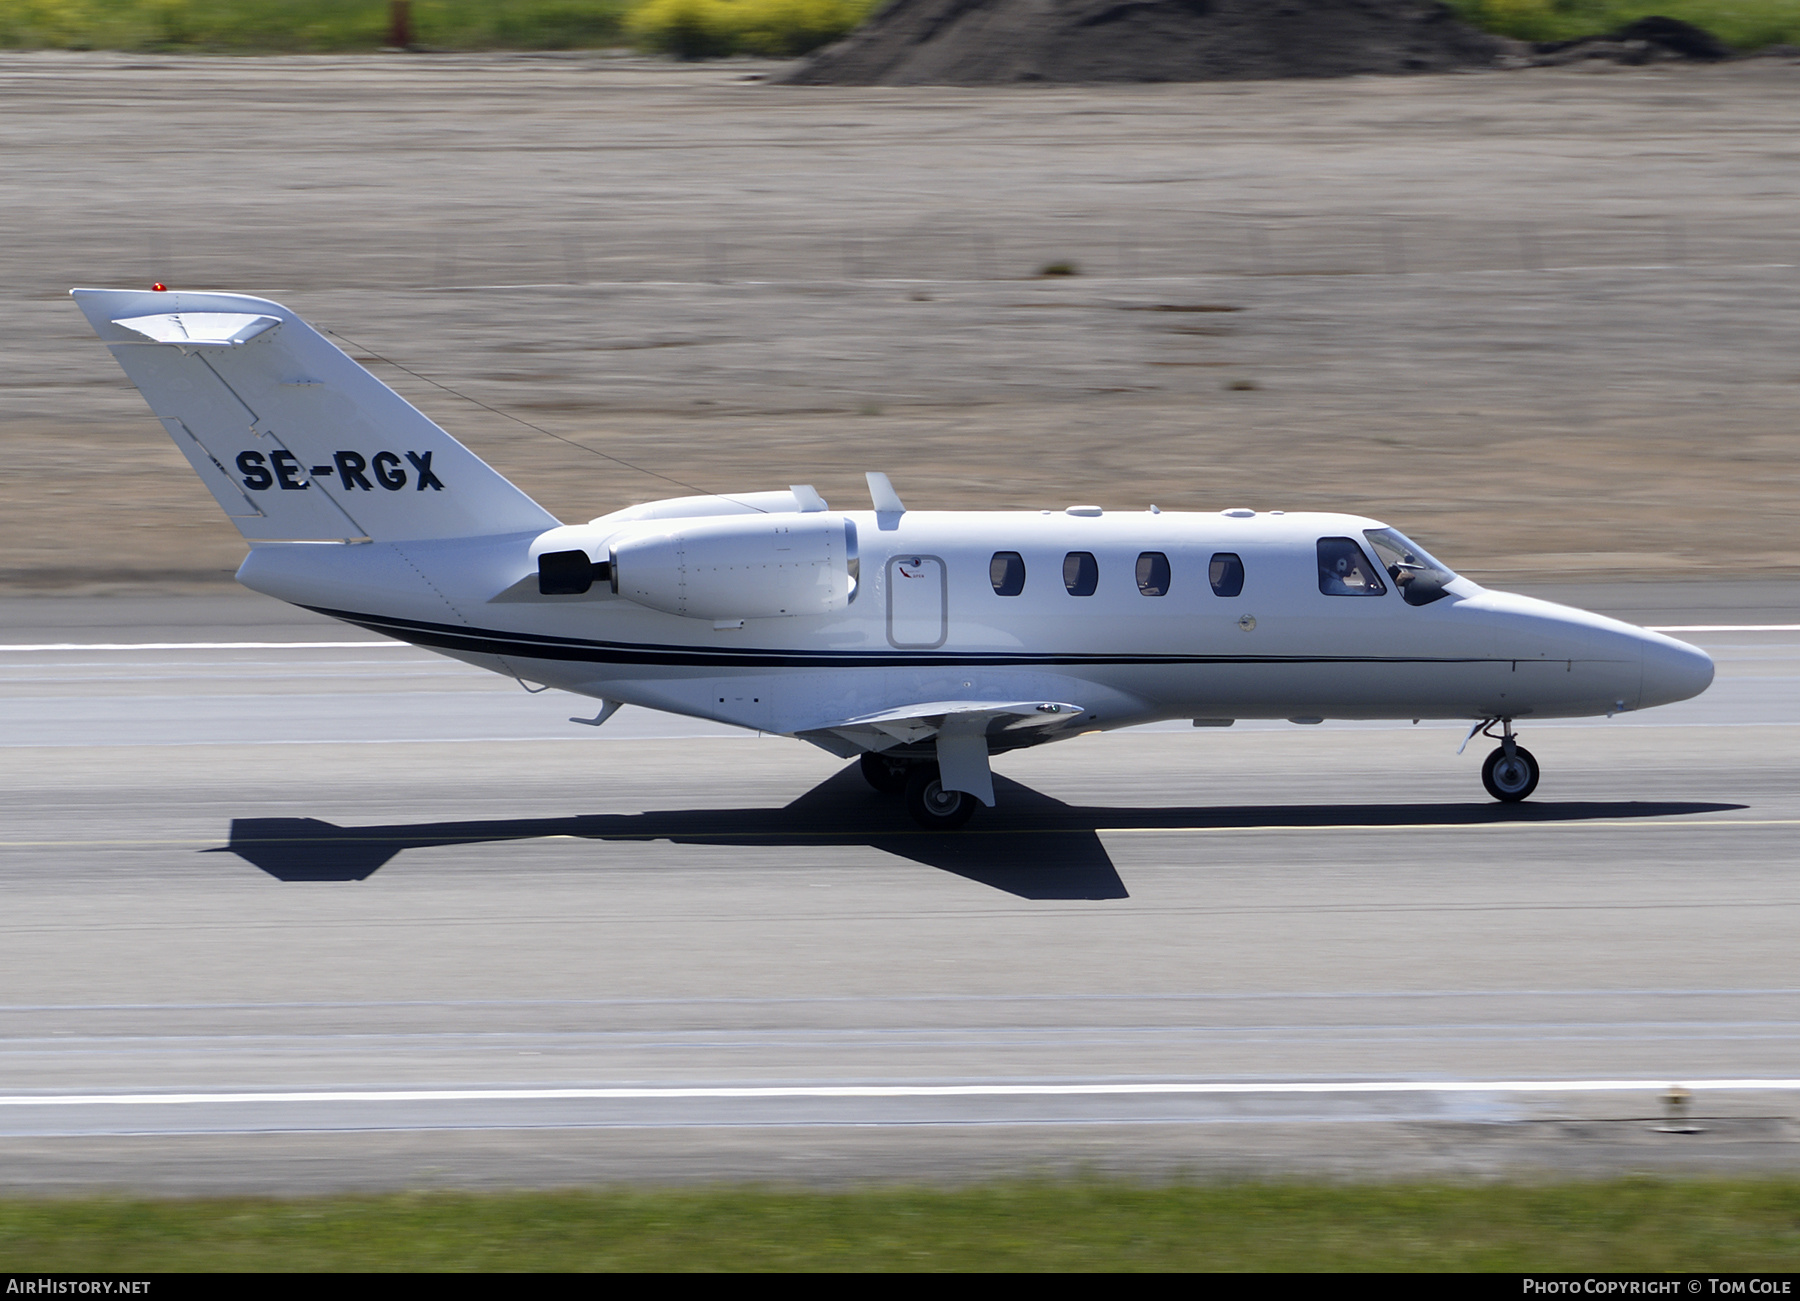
(73, 288), (1714, 828)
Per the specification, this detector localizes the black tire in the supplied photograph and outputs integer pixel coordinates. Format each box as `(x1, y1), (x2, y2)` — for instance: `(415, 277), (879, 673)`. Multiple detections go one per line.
(859, 751), (910, 794)
(1482, 744), (1540, 803)
(904, 764), (977, 830)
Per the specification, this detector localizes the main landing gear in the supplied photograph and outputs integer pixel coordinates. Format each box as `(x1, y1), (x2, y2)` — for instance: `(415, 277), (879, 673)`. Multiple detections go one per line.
(1471, 718), (1540, 803)
(904, 765), (977, 831)
(858, 751), (910, 795)
(859, 752), (977, 830)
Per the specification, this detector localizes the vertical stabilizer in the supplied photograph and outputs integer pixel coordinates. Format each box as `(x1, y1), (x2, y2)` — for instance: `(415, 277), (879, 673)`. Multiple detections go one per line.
(72, 289), (559, 542)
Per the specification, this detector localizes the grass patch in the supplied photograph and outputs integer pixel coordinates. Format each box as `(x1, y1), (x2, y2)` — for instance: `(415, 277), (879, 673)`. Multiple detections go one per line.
(1445, 0), (1800, 49)
(0, 0), (627, 52)
(626, 0), (874, 59)
(5, 1177), (1800, 1270)
(0, 0), (874, 55)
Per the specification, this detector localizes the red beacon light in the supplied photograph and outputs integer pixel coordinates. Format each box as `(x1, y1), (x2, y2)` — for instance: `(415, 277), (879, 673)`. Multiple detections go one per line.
(151, 283), (167, 292)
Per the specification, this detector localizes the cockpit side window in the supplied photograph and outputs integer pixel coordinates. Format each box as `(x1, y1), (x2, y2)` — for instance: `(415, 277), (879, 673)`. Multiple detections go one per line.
(1364, 527), (1456, 607)
(1317, 538), (1387, 597)
(1209, 553), (1244, 598)
(990, 551), (1026, 596)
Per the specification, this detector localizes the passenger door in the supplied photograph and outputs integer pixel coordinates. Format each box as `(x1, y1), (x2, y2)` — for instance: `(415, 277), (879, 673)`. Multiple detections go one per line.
(887, 555), (947, 649)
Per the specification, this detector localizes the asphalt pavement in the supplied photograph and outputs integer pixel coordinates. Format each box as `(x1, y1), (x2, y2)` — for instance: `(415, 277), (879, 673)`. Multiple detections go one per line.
(1, 583), (1797, 1191)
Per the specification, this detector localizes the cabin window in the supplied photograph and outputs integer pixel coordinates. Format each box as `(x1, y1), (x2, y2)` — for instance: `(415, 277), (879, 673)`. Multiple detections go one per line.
(990, 551), (1026, 596)
(1317, 537), (1388, 597)
(1209, 553), (1244, 598)
(1136, 552), (1171, 597)
(1063, 551), (1099, 597)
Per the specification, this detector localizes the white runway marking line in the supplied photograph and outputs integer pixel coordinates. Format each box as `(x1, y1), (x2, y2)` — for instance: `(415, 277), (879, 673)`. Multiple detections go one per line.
(1649, 625), (1800, 633)
(3, 1079), (1799, 1108)
(1108, 818), (1800, 836)
(0, 641), (402, 652)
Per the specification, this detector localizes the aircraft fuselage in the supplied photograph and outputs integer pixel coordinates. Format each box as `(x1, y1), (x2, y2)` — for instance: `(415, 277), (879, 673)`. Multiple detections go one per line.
(236, 505), (1713, 744)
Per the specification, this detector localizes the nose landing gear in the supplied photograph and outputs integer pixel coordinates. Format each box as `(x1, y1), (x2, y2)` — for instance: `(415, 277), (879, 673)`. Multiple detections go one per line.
(1482, 742), (1540, 802)
(1468, 718), (1540, 802)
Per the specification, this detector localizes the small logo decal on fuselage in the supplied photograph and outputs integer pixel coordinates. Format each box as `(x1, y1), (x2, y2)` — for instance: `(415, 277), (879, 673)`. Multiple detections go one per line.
(236, 449), (445, 492)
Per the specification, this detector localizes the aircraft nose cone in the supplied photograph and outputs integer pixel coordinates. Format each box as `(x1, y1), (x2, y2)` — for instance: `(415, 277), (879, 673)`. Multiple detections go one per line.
(1640, 635), (1714, 709)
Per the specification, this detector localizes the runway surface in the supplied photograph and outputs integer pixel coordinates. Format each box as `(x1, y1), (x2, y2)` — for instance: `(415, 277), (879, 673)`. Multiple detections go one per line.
(2, 583), (1799, 1191)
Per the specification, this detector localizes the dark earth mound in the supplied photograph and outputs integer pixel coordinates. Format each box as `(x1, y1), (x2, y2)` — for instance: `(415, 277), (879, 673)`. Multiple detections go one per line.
(781, 0), (1510, 85)
(1532, 16), (1733, 65)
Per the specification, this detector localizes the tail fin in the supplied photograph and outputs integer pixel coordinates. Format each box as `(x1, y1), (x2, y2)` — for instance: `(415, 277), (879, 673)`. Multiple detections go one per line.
(72, 288), (559, 542)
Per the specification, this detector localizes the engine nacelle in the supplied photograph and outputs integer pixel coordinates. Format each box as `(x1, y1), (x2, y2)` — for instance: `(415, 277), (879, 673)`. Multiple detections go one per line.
(612, 513), (855, 620)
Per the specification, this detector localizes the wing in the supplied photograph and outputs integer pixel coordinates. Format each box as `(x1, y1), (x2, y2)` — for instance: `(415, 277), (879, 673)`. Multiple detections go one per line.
(800, 699), (1085, 753)
(794, 700), (1086, 806)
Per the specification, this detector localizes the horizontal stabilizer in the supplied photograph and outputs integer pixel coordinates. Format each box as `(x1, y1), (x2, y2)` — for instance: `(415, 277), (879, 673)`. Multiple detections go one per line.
(113, 311), (279, 349)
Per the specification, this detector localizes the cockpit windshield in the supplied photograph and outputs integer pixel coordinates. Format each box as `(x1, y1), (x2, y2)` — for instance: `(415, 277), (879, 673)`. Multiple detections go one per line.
(1364, 527), (1457, 607)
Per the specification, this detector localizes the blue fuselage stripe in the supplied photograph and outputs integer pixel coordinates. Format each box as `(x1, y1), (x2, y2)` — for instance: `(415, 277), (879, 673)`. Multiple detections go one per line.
(306, 605), (1501, 671)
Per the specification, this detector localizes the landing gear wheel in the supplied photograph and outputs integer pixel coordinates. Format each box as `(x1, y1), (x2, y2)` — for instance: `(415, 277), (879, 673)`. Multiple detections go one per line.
(1482, 744), (1540, 803)
(859, 751), (910, 794)
(904, 765), (977, 831)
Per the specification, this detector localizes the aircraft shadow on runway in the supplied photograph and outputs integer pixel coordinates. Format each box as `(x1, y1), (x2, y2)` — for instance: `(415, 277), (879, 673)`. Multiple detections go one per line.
(214, 765), (1743, 900)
